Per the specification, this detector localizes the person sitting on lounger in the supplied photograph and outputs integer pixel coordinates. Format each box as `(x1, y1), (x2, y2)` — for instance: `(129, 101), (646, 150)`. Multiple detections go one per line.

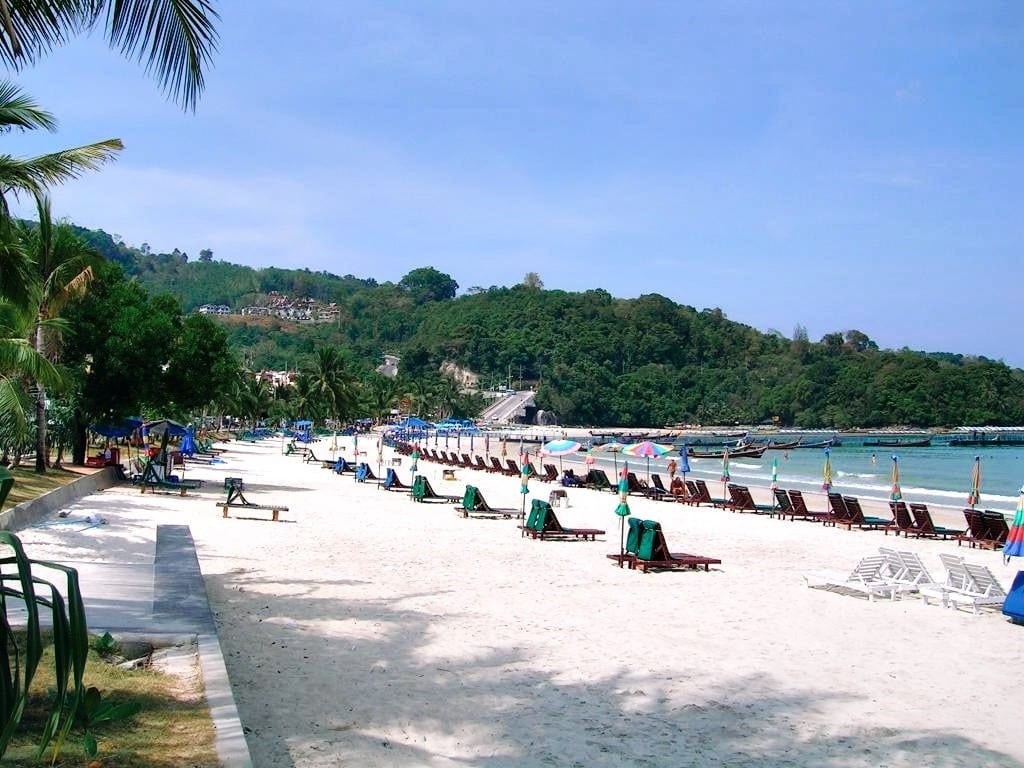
(562, 469), (580, 487)
(670, 477), (685, 497)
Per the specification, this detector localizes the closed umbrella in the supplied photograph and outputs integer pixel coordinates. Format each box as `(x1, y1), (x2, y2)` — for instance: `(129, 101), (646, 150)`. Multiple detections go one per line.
(520, 461), (531, 519)
(770, 457), (779, 511)
(614, 466), (631, 567)
(968, 455), (981, 509)
(409, 447), (420, 484)
(622, 441), (674, 485)
(484, 433), (491, 459)
(679, 444), (691, 488)
(890, 455), (901, 502)
(822, 448), (833, 492)
(720, 448), (731, 503)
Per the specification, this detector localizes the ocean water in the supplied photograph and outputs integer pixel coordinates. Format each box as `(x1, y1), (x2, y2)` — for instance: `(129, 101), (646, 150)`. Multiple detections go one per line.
(586, 442), (1024, 515)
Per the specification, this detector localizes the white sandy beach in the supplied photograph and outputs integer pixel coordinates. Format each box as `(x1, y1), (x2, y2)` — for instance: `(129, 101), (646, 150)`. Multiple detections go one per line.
(11, 437), (1024, 767)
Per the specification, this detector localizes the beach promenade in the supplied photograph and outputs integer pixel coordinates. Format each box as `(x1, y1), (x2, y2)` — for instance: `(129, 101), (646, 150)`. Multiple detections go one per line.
(10, 438), (1023, 767)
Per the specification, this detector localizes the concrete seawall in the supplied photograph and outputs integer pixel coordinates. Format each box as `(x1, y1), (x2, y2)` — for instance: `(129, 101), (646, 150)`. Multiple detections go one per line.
(0, 466), (119, 531)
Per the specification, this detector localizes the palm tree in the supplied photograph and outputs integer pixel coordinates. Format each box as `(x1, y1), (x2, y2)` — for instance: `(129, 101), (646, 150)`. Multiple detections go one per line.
(20, 193), (99, 472)
(0, 298), (61, 454)
(304, 347), (355, 424)
(0, 0), (220, 111)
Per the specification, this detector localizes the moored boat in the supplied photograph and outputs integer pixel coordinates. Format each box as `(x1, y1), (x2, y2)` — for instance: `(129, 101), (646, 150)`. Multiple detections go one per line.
(862, 437), (932, 448)
(688, 445), (767, 459)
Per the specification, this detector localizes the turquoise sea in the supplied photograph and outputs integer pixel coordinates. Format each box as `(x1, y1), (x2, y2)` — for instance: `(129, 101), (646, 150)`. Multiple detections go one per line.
(589, 441), (1024, 515)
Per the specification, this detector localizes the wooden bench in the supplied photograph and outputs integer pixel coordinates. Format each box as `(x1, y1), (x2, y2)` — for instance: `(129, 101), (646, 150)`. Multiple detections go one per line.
(218, 502), (288, 522)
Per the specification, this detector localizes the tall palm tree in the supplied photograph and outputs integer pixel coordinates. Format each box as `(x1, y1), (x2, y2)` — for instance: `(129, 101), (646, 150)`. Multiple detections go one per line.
(0, 298), (61, 452)
(20, 192), (99, 472)
(304, 347), (355, 424)
(0, 0), (219, 110)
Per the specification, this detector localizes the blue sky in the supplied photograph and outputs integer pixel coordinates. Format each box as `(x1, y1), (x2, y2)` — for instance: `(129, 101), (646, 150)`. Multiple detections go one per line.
(8, 2), (1024, 365)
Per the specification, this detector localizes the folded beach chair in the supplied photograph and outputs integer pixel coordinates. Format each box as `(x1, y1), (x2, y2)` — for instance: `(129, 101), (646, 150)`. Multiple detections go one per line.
(519, 500), (605, 540)
(803, 555), (898, 602)
(838, 496), (893, 531)
(458, 485), (515, 519)
(631, 519), (722, 574)
(382, 468), (411, 492)
(907, 503), (964, 540)
(411, 475), (461, 503)
(920, 555), (1007, 614)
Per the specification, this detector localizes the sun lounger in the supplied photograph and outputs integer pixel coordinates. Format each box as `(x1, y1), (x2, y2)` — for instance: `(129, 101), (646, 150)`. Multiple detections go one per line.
(694, 479), (728, 508)
(877, 547), (937, 595)
(625, 472), (648, 496)
(837, 496), (893, 531)
(541, 464), (559, 483)
(650, 474), (675, 500)
(727, 484), (773, 514)
(907, 503), (964, 540)
(457, 485), (515, 518)
(473, 456), (489, 471)
(885, 501), (916, 536)
(957, 509), (1007, 549)
(920, 555), (1007, 614)
(411, 475), (461, 503)
(138, 459), (202, 496)
(355, 463), (380, 483)
(519, 500), (605, 540)
(505, 459), (521, 476)
(216, 479), (289, 522)
(382, 468), (411, 492)
(584, 468), (614, 491)
(804, 555), (898, 602)
(788, 490), (835, 524)
(630, 519), (721, 573)
(488, 457), (505, 473)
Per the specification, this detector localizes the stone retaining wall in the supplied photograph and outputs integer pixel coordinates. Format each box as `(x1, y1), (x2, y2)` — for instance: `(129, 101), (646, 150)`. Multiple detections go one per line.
(0, 466), (120, 531)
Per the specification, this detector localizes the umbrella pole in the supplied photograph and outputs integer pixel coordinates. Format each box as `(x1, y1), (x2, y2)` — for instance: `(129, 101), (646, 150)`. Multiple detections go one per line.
(619, 515), (626, 568)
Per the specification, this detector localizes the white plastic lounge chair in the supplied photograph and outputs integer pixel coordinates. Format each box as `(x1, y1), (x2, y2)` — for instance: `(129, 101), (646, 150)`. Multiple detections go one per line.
(877, 547), (936, 595)
(920, 555), (1007, 614)
(804, 555), (898, 602)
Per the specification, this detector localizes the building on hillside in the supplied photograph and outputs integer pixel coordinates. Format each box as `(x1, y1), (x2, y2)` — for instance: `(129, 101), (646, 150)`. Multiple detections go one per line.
(256, 370), (296, 388)
(197, 304), (231, 315)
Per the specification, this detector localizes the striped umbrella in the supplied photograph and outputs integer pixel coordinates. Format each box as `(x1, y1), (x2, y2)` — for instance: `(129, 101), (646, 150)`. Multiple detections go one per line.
(596, 440), (626, 476)
(541, 439), (582, 475)
(822, 448), (833, 492)
(890, 455), (902, 502)
(968, 455), (981, 509)
(623, 441), (674, 485)
(1004, 486), (1024, 562)
(410, 447), (420, 483)
(520, 461), (531, 518)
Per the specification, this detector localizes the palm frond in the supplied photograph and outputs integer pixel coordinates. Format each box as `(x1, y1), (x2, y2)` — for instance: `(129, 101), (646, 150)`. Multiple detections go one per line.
(0, 137), (122, 197)
(106, 0), (219, 111)
(0, 80), (56, 131)
(0, 0), (90, 66)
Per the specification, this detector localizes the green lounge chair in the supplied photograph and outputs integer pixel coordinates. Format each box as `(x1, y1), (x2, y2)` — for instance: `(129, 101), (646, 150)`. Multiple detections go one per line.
(633, 519), (721, 573)
(458, 485), (515, 518)
(520, 500), (604, 540)
(411, 475), (460, 503)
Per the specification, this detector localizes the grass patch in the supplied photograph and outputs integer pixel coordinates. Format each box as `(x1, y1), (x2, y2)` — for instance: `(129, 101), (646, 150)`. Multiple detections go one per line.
(3, 637), (218, 767)
(4, 467), (81, 508)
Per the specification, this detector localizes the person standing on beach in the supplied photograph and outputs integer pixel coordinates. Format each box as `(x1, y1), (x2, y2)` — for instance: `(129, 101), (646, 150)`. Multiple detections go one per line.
(667, 458), (678, 482)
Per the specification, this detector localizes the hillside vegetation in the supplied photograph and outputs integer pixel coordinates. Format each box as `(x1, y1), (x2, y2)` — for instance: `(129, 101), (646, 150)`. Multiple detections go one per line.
(72, 225), (1024, 429)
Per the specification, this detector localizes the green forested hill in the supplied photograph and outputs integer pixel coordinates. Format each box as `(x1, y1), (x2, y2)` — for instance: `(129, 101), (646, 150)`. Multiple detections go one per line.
(70, 225), (1024, 428)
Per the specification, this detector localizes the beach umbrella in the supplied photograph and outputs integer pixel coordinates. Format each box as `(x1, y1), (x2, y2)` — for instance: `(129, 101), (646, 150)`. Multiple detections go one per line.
(484, 433), (491, 458)
(180, 426), (197, 457)
(614, 468), (631, 568)
(822, 448), (833, 493)
(679, 444), (691, 487)
(968, 455), (982, 509)
(541, 439), (582, 475)
(520, 461), (531, 518)
(622, 441), (673, 484)
(770, 457), (779, 511)
(720, 448), (731, 502)
(596, 440), (625, 476)
(469, 433), (475, 457)
(376, 438), (383, 479)
(890, 455), (901, 502)
(1004, 486), (1024, 562)
(330, 431), (338, 460)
